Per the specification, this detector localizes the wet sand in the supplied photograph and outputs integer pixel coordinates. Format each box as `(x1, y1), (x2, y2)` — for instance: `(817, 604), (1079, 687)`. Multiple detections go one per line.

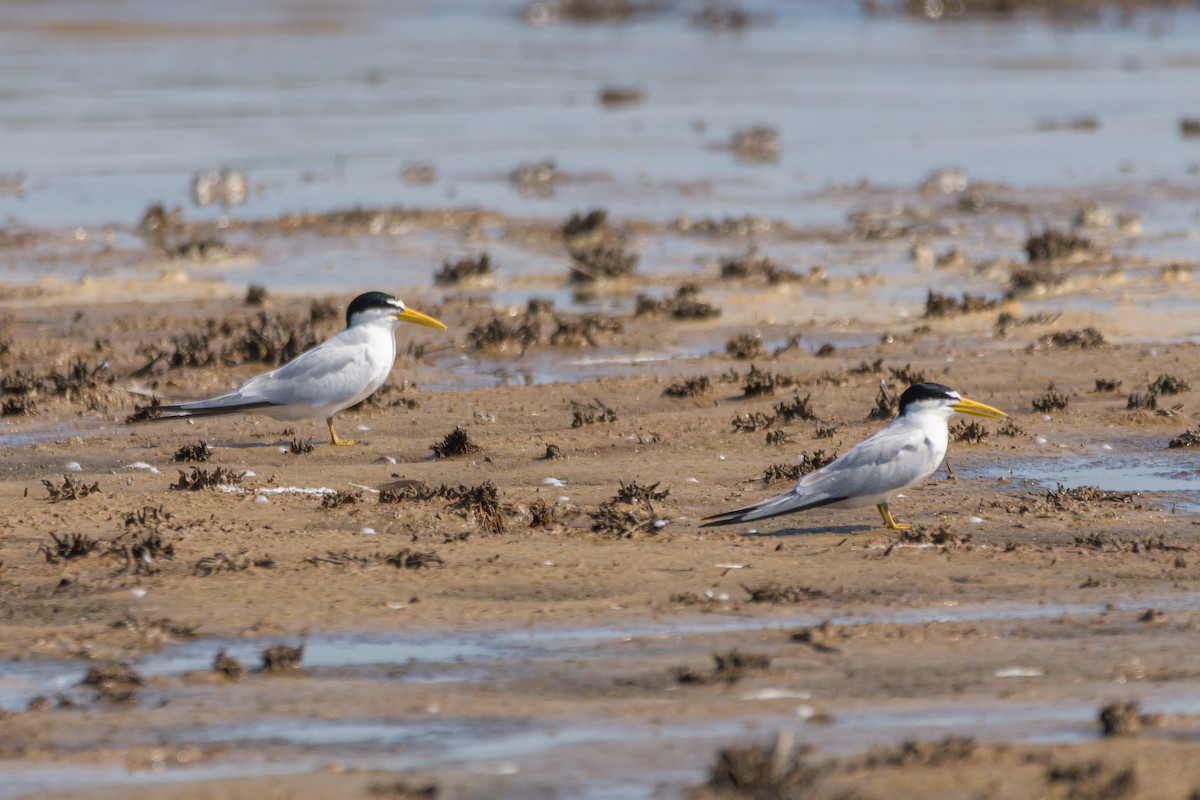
(2, 197), (1200, 797)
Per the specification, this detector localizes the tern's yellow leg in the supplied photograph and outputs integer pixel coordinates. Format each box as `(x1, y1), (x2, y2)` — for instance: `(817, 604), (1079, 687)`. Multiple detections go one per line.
(327, 417), (356, 447)
(877, 503), (910, 530)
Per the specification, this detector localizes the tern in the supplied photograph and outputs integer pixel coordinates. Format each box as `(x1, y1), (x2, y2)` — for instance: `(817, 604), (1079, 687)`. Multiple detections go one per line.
(129, 291), (447, 445)
(702, 382), (1006, 531)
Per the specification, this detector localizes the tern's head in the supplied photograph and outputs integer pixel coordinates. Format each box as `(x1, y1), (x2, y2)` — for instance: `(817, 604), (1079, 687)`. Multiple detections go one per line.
(345, 291), (448, 331)
(898, 382), (1007, 421)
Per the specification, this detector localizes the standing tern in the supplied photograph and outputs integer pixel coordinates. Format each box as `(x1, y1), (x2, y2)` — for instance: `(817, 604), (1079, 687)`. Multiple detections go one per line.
(702, 382), (1006, 531)
(129, 291), (447, 445)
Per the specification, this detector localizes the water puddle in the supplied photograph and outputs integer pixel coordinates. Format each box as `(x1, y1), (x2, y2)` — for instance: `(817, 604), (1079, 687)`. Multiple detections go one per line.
(965, 451), (1200, 512)
(0, 421), (100, 447)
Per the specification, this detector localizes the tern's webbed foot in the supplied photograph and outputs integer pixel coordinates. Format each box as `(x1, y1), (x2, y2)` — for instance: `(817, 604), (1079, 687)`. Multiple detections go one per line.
(327, 418), (356, 447)
(877, 503), (909, 530)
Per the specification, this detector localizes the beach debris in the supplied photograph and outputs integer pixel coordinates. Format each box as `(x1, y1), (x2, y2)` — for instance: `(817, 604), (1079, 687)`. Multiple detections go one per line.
(449, 481), (506, 535)
(173, 441), (213, 462)
(1151, 374), (1190, 395)
(540, 443), (566, 460)
(567, 240), (639, 283)
(42, 475), (101, 502)
(110, 529), (175, 575)
(732, 411), (775, 433)
(289, 437), (315, 455)
(741, 365), (795, 398)
(319, 489), (363, 509)
(1099, 701), (1142, 736)
(529, 499), (561, 528)
(923, 290), (998, 318)
(725, 334), (766, 360)
(867, 381), (899, 421)
(742, 583), (825, 604)
(774, 393), (817, 422)
(213, 650), (245, 680)
(1025, 227), (1101, 262)
(170, 467), (245, 491)
(730, 126), (780, 162)
(385, 548), (444, 569)
(1094, 378), (1122, 393)
(673, 650), (772, 686)
(762, 450), (837, 484)
(434, 253), (493, 286)
(192, 550), (273, 576)
(1032, 386), (1069, 412)
(571, 398), (618, 427)
(430, 426), (482, 458)
(37, 532), (100, 563)
(635, 284), (721, 320)
(664, 375), (713, 398)
(1040, 328), (1106, 349)
(598, 86), (644, 107)
(1169, 429), (1200, 448)
(950, 420), (989, 444)
(261, 644), (303, 673)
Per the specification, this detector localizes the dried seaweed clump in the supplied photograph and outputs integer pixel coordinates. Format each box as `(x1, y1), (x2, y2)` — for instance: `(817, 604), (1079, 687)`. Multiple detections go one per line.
(567, 241), (638, 283)
(732, 411), (775, 433)
(867, 382), (899, 421)
(193, 550), (262, 576)
(923, 290), (998, 318)
(1032, 386), (1070, 412)
(170, 467), (245, 491)
(1151, 374), (1190, 395)
(725, 334), (766, 360)
(43, 475), (101, 502)
(449, 481), (506, 535)
(1025, 227), (1100, 262)
(1099, 701), (1143, 737)
(434, 253), (493, 285)
(548, 313), (623, 346)
(762, 450), (836, 484)
(167, 237), (232, 261)
(663, 375), (712, 398)
(224, 311), (323, 367)
(173, 441), (213, 462)
(82, 663), (144, 690)
(540, 443), (566, 461)
(634, 284), (721, 320)
(524, 0), (648, 24)
(213, 651), (245, 680)
(244, 284), (268, 306)
(529, 499), (560, 529)
(562, 208), (609, 241)
(467, 316), (542, 353)
(289, 437), (315, 455)
(615, 480), (670, 504)
(1126, 390), (1157, 411)
(717, 252), (815, 284)
(731, 126), (781, 162)
(950, 420), (989, 444)
(385, 548), (444, 569)
(741, 365), (795, 398)
(774, 394), (817, 422)
(43, 357), (115, 403)
(38, 532), (100, 563)
(571, 398), (618, 427)
(1094, 378), (1122, 393)
(673, 650), (772, 686)
(261, 644), (303, 673)
(1040, 328), (1106, 349)
(110, 529), (176, 575)
(742, 583), (825, 604)
(320, 489), (363, 510)
(430, 426), (482, 459)
(706, 738), (818, 795)
(2, 397), (37, 417)
(1168, 429), (1200, 449)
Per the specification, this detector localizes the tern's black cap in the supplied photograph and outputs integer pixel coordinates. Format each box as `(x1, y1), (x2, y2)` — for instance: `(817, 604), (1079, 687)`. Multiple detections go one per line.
(898, 382), (957, 414)
(345, 291), (400, 327)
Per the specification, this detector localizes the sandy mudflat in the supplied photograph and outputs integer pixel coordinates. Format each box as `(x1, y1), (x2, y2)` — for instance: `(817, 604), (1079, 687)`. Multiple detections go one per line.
(1, 239), (1200, 798)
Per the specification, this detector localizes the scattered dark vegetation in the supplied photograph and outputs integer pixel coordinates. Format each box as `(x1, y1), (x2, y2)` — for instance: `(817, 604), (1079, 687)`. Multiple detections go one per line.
(888, 364), (928, 385)
(385, 548), (445, 569)
(244, 284), (268, 306)
(529, 499), (560, 529)
(38, 532), (100, 563)
(110, 529), (176, 575)
(762, 450), (837, 484)
(213, 650), (245, 680)
(1094, 378), (1122, 393)
(434, 253), (493, 285)
(774, 393), (817, 422)
(509, 159), (561, 197)
(1126, 390), (1158, 411)
(742, 583), (826, 604)
(467, 303), (622, 352)
(567, 240), (638, 282)
(635, 284), (721, 320)
(1007, 263), (1065, 297)
(289, 437), (315, 455)
(167, 237), (232, 261)
(731, 126), (781, 162)
(673, 650), (772, 686)
(1, 397), (36, 416)
(998, 483), (1138, 517)
(950, 420), (989, 444)
(82, 663), (143, 692)
(741, 365), (795, 398)
(725, 333), (766, 360)
(135, 311), (327, 376)
(449, 481), (506, 535)
(615, 480), (670, 504)
(867, 382), (899, 421)
(923, 290), (998, 318)
(571, 398), (618, 427)
(193, 551), (247, 576)
(43, 475), (100, 502)
(1032, 385), (1069, 412)
(540, 443), (566, 460)
(996, 419), (1025, 437)
(899, 525), (970, 548)
(430, 426), (482, 458)
(598, 85), (644, 107)
(1099, 701), (1143, 737)
(1025, 227), (1101, 262)
(717, 251), (821, 284)
(1151, 374), (1190, 395)
(173, 441), (213, 462)
(664, 375), (712, 398)
(706, 737), (818, 797)
(732, 411), (775, 433)
(261, 644), (303, 673)
(123, 505), (171, 528)
(320, 489), (363, 509)
(1168, 429), (1200, 448)
(170, 467), (245, 491)
(1040, 327), (1106, 349)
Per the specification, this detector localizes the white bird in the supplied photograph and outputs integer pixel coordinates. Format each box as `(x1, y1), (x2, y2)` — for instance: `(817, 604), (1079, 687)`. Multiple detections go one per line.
(702, 382), (1006, 531)
(129, 291), (447, 446)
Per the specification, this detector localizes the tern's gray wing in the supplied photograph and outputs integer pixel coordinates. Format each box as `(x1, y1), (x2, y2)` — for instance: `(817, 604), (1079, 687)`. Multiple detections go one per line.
(702, 419), (942, 527)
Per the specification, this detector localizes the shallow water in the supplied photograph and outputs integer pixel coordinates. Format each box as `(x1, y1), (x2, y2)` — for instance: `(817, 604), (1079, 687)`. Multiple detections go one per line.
(2, 1), (1200, 291)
